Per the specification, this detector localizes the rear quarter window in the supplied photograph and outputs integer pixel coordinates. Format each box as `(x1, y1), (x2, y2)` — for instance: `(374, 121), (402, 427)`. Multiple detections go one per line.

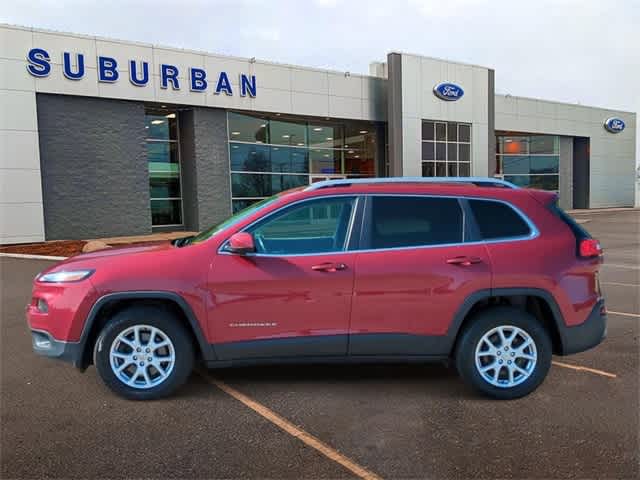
(468, 199), (532, 240)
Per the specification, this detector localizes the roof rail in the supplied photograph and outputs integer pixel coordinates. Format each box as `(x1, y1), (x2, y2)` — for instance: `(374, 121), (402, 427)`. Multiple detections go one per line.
(305, 177), (519, 191)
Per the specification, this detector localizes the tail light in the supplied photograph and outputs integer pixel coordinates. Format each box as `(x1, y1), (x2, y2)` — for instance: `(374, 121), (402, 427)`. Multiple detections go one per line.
(579, 238), (602, 258)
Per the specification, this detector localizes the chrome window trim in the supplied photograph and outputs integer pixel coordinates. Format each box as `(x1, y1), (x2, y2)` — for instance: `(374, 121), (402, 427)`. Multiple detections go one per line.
(217, 193), (539, 257)
(218, 194), (361, 257)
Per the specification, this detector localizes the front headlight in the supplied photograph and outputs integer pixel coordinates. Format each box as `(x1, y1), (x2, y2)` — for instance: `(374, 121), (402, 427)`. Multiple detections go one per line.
(38, 269), (94, 283)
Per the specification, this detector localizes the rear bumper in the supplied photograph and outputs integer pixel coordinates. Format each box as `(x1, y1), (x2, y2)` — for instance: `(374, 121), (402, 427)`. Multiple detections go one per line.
(559, 299), (607, 355)
(31, 329), (84, 369)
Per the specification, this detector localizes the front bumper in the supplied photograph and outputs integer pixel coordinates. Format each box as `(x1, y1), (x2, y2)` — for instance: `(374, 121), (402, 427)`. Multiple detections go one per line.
(560, 299), (607, 355)
(30, 329), (84, 369)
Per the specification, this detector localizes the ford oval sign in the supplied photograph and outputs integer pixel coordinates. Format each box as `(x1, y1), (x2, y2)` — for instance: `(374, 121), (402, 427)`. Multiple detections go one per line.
(604, 117), (625, 133)
(433, 82), (464, 101)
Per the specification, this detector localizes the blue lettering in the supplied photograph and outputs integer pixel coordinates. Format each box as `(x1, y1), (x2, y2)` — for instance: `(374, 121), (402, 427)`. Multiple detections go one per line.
(215, 71), (233, 95)
(190, 68), (207, 91)
(240, 74), (256, 97)
(62, 52), (85, 80)
(26, 48), (51, 77)
(160, 64), (180, 90)
(98, 56), (119, 82)
(129, 60), (149, 86)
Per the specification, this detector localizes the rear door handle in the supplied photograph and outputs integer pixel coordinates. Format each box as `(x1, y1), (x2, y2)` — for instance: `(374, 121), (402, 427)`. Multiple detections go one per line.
(446, 256), (483, 266)
(312, 262), (347, 272)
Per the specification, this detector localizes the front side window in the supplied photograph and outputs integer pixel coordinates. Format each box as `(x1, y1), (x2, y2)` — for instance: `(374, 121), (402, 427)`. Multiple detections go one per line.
(368, 196), (463, 249)
(247, 197), (356, 255)
(468, 199), (532, 240)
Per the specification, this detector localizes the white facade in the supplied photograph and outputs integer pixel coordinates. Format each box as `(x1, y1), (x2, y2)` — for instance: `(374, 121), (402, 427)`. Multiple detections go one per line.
(0, 23), (637, 243)
(495, 95), (636, 208)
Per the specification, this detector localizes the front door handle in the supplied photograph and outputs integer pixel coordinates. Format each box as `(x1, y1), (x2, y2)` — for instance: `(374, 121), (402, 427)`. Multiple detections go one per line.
(312, 262), (347, 272)
(446, 256), (483, 266)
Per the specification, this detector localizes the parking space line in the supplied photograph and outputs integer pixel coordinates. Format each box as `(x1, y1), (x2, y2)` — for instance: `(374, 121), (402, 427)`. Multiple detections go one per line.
(552, 361), (617, 378)
(602, 282), (640, 288)
(607, 310), (640, 318)
(197, 371), (383, 480)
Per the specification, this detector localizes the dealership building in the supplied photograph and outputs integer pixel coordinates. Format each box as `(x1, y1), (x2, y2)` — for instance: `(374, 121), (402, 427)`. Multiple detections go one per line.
(0, 24), (637, 244)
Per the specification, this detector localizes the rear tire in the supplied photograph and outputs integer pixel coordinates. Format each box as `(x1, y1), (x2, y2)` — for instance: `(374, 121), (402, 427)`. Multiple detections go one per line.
(455, 306), (551, 400)
(93, 305), (194, 400)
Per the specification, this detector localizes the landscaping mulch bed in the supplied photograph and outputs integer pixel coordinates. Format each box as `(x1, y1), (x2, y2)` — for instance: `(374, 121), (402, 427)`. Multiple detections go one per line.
(0, 240), (87, 257)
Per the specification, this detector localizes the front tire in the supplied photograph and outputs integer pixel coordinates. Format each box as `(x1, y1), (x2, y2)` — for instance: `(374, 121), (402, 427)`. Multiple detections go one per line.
(455, 307), (552, 400)
(94, 305), (194, 400)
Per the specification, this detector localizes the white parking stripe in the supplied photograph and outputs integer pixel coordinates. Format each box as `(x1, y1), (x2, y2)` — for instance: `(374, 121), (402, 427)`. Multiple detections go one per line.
(608, 310), (640, 318)
(602, 282), (640, 288)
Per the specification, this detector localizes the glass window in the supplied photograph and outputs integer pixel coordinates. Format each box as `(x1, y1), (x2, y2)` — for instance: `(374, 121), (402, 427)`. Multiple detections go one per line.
(248, 197), (356, 254)
(422, 120), (471, 177)
(145, 114), (177, 140)
(230, 143), (271, 172)
(309, 124), (343, 148)
(369, 196), (463, 248)
(146, 110), (182, 227)
(459, 143), (470, 162)
(496, 135), (560, 192)
(447, 123), (457, 142)
(228, 112), (269, 143)
(151, 199), (182, 226)
(422, 141), (435, 161)
(458, 124), (471, 143)
(310, 149), (340, 174)
(422, 162), (435, 177)
(469, 200), (531, 239)
(270, 120), (307, 146)
(459, 163), (470, 176)
(422, 122), (434, 141)
(231, 173), (308, 198)
(530, 135), (558, 154)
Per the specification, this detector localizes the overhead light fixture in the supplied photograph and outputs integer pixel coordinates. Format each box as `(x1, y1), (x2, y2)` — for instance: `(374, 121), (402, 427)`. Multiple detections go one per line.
(355, 155), (360, 158)
(165, 113), (176, 119)
(255, 140), (263, 143)
(161, 105), (167, 108)
(359, 130), (368, 134)
(282, 134), (290, 138)
(273, 147), (279, 151)
(348, 150), (354, 154)
(345, 144), (349, 148)
(232, 145), (238, 149)
(326, 137), (333, 141)
(323, 154), (329, 158)
(313, 127), (323, 132)
(231, 131), (240, 135)
(151, 120), (164, 125)
(144, 126), (149, 129)
(297, 142), (304, 146)
(260, 123), (267, 127)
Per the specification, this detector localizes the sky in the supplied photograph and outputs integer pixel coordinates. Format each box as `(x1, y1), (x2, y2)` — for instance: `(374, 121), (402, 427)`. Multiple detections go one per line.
(3, 0), (639, 166)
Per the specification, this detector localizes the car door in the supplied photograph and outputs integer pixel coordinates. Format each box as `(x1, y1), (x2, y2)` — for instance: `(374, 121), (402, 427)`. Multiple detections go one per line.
(207, 195), (360, 360)
(349, 194), (493, 356)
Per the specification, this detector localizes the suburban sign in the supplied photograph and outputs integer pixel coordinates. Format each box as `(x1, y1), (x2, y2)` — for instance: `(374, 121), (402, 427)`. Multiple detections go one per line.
(26, 48), (257, 97)
(433, 82), (464, 101)
(603, 117), (625, 134)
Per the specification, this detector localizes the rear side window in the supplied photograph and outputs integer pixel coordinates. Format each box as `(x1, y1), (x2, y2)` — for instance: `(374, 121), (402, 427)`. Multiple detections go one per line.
(368, 196), (463, 249)
(469, 199), (532, 240)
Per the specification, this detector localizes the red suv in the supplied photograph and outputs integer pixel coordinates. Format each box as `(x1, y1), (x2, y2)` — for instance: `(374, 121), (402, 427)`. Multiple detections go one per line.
(27, 177), (606, 400)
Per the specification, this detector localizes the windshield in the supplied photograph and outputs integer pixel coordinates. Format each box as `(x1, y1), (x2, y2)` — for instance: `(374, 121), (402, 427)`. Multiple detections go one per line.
(187, 196), (280, 245)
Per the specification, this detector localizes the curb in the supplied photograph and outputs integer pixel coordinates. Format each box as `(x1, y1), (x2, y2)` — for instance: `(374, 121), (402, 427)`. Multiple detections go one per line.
(0, 253), (68, 261)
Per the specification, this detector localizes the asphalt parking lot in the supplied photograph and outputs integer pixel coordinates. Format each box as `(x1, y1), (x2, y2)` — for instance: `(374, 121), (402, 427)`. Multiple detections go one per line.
(1, 210), (638, 479)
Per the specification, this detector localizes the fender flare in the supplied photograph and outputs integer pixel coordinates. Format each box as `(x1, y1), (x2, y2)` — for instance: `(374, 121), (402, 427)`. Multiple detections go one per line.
(445, 287), (567, 354)
(77, 291), (216, 368)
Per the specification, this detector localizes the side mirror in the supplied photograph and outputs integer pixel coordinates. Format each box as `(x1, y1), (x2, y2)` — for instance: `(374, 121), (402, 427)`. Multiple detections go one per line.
(227, 232), (255, 255)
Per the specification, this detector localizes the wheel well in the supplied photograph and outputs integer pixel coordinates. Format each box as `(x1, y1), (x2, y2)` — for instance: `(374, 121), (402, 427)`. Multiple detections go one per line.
(80, 297), (202, 369)
(455, 294), (563, 355)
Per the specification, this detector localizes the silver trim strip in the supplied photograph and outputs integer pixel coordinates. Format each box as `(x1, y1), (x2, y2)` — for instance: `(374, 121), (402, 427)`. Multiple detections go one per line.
(305, 176), (518, 191)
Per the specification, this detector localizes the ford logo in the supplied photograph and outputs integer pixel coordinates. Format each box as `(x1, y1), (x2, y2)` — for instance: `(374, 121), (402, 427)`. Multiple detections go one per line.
(433, 82), (464, 101)
(604, 117), (625, 133)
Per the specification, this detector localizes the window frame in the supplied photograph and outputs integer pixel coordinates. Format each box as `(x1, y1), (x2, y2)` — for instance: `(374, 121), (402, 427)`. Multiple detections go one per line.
(219, 194), (363, 257)
(355, 194), (539, 253)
